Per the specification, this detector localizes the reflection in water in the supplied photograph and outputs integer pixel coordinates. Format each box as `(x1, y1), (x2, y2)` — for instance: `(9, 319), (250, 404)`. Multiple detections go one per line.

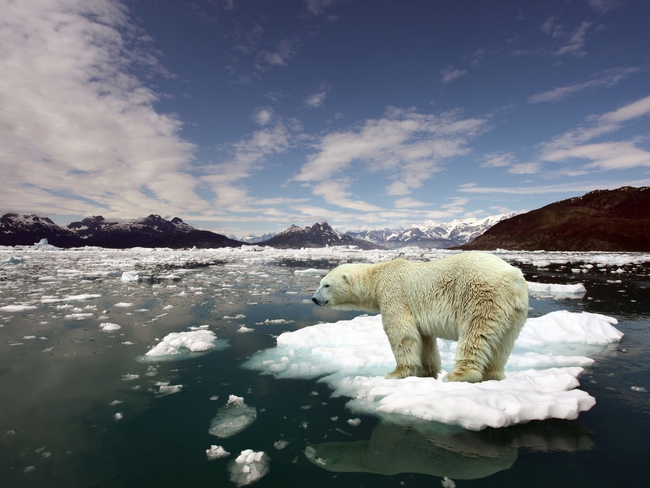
(305, 418), (593, 480)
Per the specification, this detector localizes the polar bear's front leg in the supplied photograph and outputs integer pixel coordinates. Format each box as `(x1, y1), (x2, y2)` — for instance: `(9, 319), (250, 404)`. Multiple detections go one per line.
(382, 312), (422, 379)
(419, 335), (440, 379)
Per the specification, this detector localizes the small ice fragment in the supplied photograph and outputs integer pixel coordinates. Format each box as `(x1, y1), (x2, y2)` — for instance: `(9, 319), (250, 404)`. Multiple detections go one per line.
(631, 386), (647, 392)
(209, 395), (257, 438)
(23, 466), (35, 473)
(210, 395), (219, 401)
(273, 440), (289, 450)
(114, 413), (123, 420)
(121, 271), (140, 282)
(109, 400), (123, 406)
(229, 449), (270, 486)
(237, 325), (254, 333)
(441, 477), (456, 488)
(347, 418), (361, 426)
(152, 382), (183, 397)
(206, 445), (230, 460)
(114, 302), (134, 307)
(121, 374), (139, 381)
(0, 304), (38, 312)
(99, 322), (121, 332)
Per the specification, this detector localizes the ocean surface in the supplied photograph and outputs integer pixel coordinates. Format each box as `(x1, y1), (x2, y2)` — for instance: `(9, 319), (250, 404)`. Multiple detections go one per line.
(1, 247), (648, 487)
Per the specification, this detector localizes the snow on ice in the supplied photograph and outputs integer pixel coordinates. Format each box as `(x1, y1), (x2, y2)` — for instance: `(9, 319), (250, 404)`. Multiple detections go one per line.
(245, 311), (623, 430)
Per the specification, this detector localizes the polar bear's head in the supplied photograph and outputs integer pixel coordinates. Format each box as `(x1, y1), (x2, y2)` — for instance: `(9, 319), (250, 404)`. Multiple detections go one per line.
(311, 264), (357, 309)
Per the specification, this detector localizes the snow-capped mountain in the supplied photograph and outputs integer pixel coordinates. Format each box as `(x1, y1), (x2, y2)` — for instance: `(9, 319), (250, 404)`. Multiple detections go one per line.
(347, 213), (516, 249)
(0, 213), (81, 247)
(0, 213), (242, 248)
(259, 222), (382, 249)
(237, 232), (277, 244)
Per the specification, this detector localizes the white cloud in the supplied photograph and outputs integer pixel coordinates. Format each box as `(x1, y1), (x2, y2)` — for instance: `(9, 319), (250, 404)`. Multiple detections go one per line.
(305, 83), (330, 108)
(303, 0), (339, 17)
(508, 162), (543, 174)
(0, 0), (202, 218)
(294, 107), (486, 199)
(440, 66), (468, 83)
(481, 152), (516, 168)
(253, 107), (274, 126)
(312, 180), (383, 212)
(457, 179), (650, 195)
(201, 122), (293, 210)
(554, 21), (592, 56)
(587, 0), (624, 12)
(258, 39), (298, 69)
(528, 67), (639, 103)
(543, 142), (650, 170)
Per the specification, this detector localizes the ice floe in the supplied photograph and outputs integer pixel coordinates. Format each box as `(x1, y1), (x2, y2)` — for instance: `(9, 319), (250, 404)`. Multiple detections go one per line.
(527, 281), (587, 299)
(99, 322), (121, 332)
(140, 330), (228, 361)
(0, 304), (37, 312)
(209, 395), (257, 439)
(245, 311), (623, 430)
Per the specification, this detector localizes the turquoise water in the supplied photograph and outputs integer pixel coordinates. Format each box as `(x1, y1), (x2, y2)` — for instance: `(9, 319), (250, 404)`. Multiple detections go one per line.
(0, 252), (649, 487)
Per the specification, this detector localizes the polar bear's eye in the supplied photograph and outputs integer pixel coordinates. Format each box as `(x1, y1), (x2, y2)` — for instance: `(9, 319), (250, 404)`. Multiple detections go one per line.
(323, 284), (330, 288)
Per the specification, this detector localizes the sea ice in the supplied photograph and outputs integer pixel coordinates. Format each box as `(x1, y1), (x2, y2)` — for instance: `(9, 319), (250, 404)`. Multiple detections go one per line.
(99, 322), (121, 332)
(142, 330), (227, 360)
(245, 311), (623, 430)
(206, 445), (230, 460)
(121, 271), (140, 282)
(228, 449), (270, 487)
(208, 395), (257, 438)
(0, 304), (37, 312)
(527, 281), (587, 299)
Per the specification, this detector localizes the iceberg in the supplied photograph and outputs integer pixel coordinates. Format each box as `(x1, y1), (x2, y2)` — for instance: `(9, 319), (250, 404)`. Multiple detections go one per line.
(527, 281), (587, 299)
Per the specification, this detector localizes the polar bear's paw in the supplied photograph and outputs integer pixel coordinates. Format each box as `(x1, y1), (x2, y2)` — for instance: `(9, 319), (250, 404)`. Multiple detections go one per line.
(443, 368), (483, 383)
(384, 366), (416, 380)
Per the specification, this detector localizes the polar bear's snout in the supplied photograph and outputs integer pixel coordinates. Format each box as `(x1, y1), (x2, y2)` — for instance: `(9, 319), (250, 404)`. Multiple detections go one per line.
(311, 293), (328, 306)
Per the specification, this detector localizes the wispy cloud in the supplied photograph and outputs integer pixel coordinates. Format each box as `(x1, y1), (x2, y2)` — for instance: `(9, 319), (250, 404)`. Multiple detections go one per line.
(528, 67), (639, 103)
(440, 66), (468, 83)
(305, 83), (331, 108)
(587, 0), (625, 13)
(540, 16), (593, 57)
(481, 152), (516, 168)
(293, 106), (486, 202)
(0, 0), (201, 218)
(538, 95), (650, 171)
(458, 179), (650, 195)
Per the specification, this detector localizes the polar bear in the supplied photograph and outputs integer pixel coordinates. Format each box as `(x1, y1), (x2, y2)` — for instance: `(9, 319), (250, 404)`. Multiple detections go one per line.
(312, 252), (528, 383)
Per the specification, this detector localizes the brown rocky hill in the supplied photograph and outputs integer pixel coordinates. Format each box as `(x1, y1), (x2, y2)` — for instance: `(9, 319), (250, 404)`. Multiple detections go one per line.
(460, 186), (650, 252)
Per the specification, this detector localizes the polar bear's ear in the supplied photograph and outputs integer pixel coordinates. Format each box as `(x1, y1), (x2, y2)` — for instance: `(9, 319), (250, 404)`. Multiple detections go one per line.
(342, 273), (351, 283)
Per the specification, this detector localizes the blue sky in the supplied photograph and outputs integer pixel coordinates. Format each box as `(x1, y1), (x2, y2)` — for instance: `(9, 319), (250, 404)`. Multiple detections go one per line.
(1, 0), (649, 237)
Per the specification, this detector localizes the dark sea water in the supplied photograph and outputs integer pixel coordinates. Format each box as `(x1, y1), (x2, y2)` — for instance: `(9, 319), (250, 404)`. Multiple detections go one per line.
(0, 249), (648, 488)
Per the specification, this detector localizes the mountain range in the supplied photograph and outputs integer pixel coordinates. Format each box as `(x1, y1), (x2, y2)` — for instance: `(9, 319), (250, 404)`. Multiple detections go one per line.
(461, 186), (650, 252)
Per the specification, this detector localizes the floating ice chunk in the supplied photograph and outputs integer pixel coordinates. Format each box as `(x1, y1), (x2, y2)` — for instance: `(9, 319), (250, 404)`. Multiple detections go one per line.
(245, 311), (623, 430)
(114, 413), (123, 420)
(0, 304), (37, 312)
(64, 313), (94, 320)
(0, 256), (24, 264)
(142, 330), (228, 361)
(229, 449), (270, 486)
(209, 395), (257, 438)
(206, 445), (230, 460)
(114, 302), (134, 307)
(442, 477), (456, 488)
(294, 268), (329, 275)
(237, 325), (254, 333)
(151, 382), (183, 397)
(273, 440), (289, 450)
(121, 271), (140, 282)
(527, 281), (587, 299)
(255, 318), (294, 325)
(347, 418), (361, 426)
(99, 322), (121, 332)
(121, 374), (139, 381)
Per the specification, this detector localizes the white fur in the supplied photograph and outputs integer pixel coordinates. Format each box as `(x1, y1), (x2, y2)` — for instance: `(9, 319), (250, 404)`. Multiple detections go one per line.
(312, 252), (529, 383)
